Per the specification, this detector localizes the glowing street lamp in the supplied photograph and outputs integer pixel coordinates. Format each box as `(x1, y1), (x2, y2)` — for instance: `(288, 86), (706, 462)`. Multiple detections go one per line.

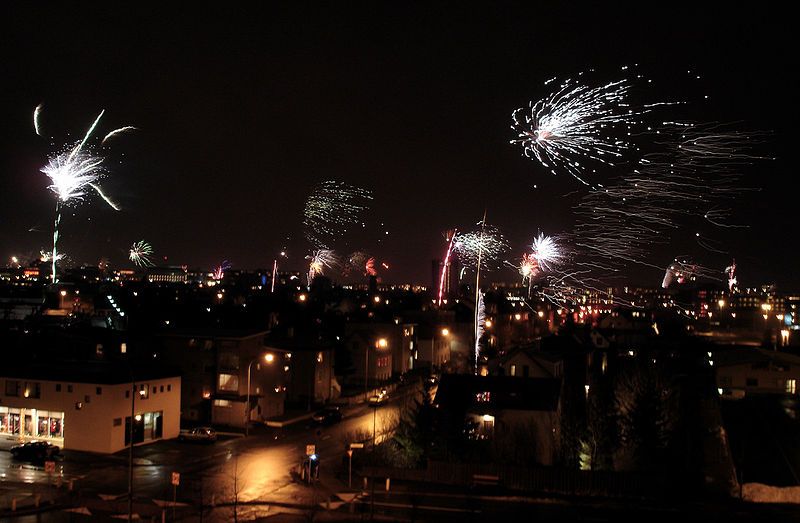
(245, 351), (288, 436)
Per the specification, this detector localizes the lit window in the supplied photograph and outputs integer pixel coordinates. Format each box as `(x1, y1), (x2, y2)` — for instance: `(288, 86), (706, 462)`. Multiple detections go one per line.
(218, 373), (239, 392)
(510, 365), (516, 377)
(786, 379), (797, 395)
(476, 391), (491, 402)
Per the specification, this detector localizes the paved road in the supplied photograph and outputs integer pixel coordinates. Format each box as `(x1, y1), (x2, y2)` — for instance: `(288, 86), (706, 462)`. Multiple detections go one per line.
(0, 387), (415, 520)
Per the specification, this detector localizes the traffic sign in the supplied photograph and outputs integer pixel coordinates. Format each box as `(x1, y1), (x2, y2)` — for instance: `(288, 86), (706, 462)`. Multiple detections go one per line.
(44, 461), (56, 474)
(346, 449), (353, 457)
(349, 442), (364, 449)
(306, 444), (316, 456)
(171, 472), (180, 486)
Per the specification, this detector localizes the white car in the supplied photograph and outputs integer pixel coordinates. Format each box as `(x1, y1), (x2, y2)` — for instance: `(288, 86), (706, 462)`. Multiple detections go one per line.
(369, 388), (388, 405)
(178, 427), (217, 443)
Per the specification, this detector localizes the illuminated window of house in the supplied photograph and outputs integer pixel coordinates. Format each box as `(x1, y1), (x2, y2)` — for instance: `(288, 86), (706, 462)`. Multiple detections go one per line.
(476, 391), (491, 403)
(510, 364), (516, 376)
(786, 379), (797, 394)
(317, 352), (323, 363)
(218, 373), (239, 392)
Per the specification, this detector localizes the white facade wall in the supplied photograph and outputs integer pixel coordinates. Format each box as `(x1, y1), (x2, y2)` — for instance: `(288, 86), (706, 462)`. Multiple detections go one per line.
(0, 376), (180, 454)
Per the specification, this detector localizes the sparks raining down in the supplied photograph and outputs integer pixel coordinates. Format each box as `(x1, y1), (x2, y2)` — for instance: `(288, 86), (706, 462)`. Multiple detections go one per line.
(306, 249), (337, 286)
(213, 260), (231, 281)
(37, 108), (129, 283)
(573, 122), (770, 278)
(303, 181), (373, 248)
(129, 241), (155, 268)
(510, 76), (643, 185)
(725, 260), (738, 292)
(453, 224), (509, 272)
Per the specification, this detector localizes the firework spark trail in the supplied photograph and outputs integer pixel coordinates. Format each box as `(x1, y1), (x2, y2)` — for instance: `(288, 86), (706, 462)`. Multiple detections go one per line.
(129, 240), (155, 268)
(306, 249), (337, 286)
(214, 260), (231, 280)
(573, 122), (768, 279)
(101, 126), (137, 144)
(303, 181), (373, 249)
(67, 110), (105, 162)
(510, 75), (648, 185)
(33, 104), (43, 136)
(475, 291), (485, 374)
(271, 259), (278, 293)
(661, 256), (720, 289)
(437, 230), (458, 306)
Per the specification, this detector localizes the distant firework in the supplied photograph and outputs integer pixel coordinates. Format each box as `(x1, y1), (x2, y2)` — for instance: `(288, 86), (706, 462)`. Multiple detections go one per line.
(453, 223), (509, 272)
(129, 241), (155, 268)
(510, 74), (644, 185)
(725, 260), (738, 291)
(306, 249), (337, 286)
(303, 181), (372, 248)
(213, 260), (231, 280)
(531, 233), (564, 271)
(347, 251), (377, 277)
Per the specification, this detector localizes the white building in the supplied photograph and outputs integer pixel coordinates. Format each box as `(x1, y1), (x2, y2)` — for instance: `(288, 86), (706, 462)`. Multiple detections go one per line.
(0, 363), (180, 454)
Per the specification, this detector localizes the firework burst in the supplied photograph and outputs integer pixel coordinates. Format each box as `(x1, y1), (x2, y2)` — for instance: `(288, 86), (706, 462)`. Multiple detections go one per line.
(510, 75), (644, 185)
(213, 260), (231, 280)
(37, 107), (129, 283)
(306, 249), (337, 286)
(129, 241), (155, 268)
(453, 223), (509, 272)
(303, 181), (372, 248)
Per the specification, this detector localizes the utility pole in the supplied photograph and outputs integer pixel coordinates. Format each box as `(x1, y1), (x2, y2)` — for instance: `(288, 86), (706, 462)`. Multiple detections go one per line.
(128, 380), (135, 521)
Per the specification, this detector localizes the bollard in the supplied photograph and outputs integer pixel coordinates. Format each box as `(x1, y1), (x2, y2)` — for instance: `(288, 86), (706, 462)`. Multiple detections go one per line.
(385, 478), (391, 492)
(162, 509), (166, 523)
(35, 494), (41, 508)
(11, 498), (16, 511)
(363, 477), (368, 491)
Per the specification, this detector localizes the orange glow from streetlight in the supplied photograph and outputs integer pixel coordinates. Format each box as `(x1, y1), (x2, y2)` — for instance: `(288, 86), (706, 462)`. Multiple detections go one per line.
(376, 338), (388, 348)
(441, 328), (450, 336)
(265, 353), (275, 363)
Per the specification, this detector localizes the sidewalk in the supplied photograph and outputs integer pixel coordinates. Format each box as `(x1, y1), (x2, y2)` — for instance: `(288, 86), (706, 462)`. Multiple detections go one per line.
(264, 409), (315, 428)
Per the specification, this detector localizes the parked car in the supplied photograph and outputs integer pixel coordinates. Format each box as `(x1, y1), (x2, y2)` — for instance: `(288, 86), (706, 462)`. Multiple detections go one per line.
(369, 388), (388, 405)
(178, 427), (217, 443)
(312, 407), (342, 425)
(10, 441), (60, 462)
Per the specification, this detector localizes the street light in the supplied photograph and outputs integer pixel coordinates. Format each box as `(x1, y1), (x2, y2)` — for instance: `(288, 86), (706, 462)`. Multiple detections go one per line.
(366, 338), (388, 401)
(245, 352), (284, 437)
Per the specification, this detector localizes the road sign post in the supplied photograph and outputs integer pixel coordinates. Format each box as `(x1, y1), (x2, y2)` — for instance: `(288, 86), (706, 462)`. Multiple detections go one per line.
(347, 449), (353, 488)
(171, 472), (180, 521)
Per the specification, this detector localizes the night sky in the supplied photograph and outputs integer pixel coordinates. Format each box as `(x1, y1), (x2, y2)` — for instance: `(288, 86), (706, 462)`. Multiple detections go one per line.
(0, 4), (795, 288)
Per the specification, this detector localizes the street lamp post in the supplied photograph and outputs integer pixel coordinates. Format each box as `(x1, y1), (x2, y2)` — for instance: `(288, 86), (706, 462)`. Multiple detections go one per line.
(245, 351), (286, 437)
